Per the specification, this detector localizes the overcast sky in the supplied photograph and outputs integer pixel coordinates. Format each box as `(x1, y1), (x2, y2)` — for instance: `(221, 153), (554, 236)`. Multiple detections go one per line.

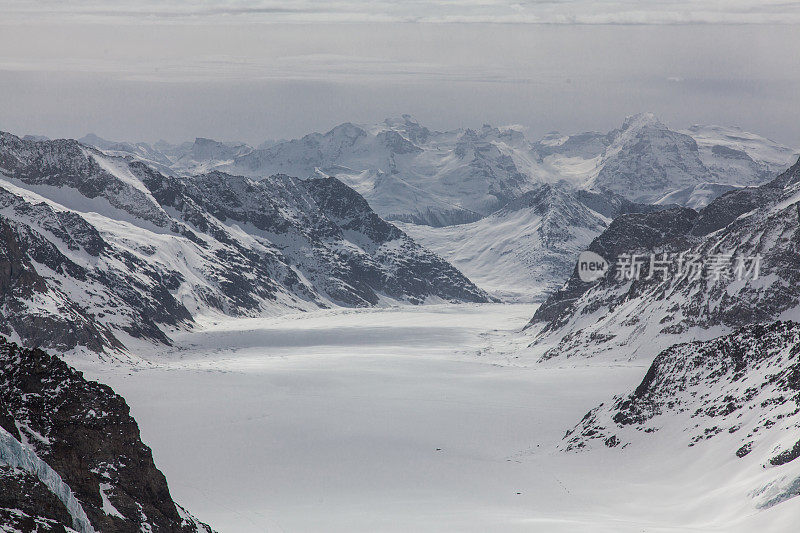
(1, 1), (799, 146)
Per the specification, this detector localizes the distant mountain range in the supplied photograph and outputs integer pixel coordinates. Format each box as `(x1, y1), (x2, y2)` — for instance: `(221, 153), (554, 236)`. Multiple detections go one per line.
(79, 113), (798, 223)
(73, 115), (797, 301)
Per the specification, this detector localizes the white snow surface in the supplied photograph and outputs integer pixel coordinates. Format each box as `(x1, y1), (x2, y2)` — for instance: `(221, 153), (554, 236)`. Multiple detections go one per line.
(397, 188), (608, 301)
(72, 304), (799, 533)
(99, 482), (124, 519)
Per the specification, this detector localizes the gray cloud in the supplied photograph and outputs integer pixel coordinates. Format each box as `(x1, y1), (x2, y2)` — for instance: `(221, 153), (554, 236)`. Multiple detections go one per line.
(1, 22), (798, 148)
(3, 1), (800, 25)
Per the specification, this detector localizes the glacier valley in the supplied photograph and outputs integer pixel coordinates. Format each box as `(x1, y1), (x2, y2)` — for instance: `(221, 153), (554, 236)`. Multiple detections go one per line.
(72, 304), (799, 533)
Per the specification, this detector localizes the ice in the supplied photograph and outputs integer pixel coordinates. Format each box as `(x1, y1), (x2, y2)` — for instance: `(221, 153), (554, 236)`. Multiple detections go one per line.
(71, 303), (800, 532)
(0, 426), (96, 533)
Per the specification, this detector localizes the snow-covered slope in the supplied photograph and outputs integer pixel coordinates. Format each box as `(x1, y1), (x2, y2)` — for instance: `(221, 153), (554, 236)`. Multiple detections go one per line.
(653, 181), (742, 210)
(685, 124), (798, 184)
(0, 131), (490, 353)
(399, 185), (675, 302)
(537, 113), (799, 207)
(527, 156), (800, 363)
(562, 321), (800, 513)
(399, 185), (614, 301)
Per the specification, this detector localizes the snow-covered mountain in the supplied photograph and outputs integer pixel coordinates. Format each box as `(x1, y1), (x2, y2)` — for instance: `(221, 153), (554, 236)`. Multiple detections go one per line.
(542, 113), (798, 205)
(0, 131), (490, 354)
(75, 116), (797, 302)
(561, 320), (800, 513)
(399, 184), (664, 301)
(687, 123), (798, 184)
(527, 156), (800, 362)
(225, 118), (538, 226)
(80, 114), (798, 223)
(521, 159), (800, 524)
(0, 337), (214, 532)
(79, 134), (255, 177)
(591, 113), (710, 201)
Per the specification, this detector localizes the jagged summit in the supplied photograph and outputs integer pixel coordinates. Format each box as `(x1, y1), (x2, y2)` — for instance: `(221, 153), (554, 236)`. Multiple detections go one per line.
(620, 111), (664, 131)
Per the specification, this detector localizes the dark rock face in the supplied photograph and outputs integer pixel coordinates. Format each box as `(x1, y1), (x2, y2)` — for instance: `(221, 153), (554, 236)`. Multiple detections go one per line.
(0, 466), (74, 532)
(528, 157), (800, 360)
(530, 205), (699, 328)
(0, 337), (213, 532)
(0, 131), (490, 353)
(769, 439), (800, 466)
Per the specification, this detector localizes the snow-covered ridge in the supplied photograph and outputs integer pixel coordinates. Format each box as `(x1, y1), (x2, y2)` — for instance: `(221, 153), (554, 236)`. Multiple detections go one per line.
(0, 130), (490, 353)
(528, 155), (800, 363)
(562, 321), (800, 511)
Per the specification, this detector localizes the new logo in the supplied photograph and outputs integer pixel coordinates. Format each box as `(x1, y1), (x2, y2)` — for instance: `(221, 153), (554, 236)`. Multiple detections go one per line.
(577, 251), (609, 282)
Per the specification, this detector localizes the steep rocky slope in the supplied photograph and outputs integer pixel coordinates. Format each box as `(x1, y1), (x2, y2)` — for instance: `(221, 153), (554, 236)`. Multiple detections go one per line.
(0, 131), (489, 353)
(0, 336), (213, 532)
(528, 157), (800, 362)
(562, 321), (800, 511)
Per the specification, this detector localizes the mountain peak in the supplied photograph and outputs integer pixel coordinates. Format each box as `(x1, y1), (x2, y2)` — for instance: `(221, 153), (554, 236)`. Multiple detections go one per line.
(326, 122), (367, 140)
(382, 115), (430, 144)
(79, 132), (110, 145)
(383, 114), (421, 128)
(621, 112), (665, 131)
